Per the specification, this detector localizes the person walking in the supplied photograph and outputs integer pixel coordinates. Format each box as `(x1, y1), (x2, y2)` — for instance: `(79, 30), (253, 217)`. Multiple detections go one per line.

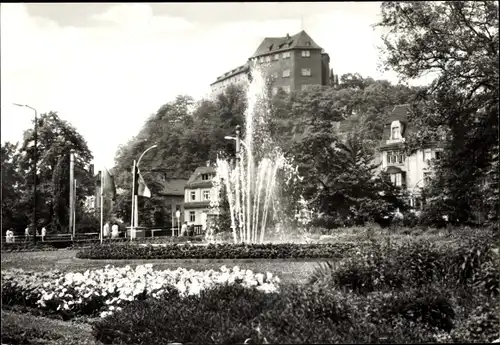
(5, 229), (14, 243)
(181, 222), (188, 237)
(24, 225), (30, 242)
(41, 226), (47, 242)
(111, 223), (119, 239)
(103, 222), (110, 241)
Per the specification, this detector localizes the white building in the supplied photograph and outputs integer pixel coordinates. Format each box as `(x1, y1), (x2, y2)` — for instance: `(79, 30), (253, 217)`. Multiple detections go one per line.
(378, 104), (443, 208)
(183, 165), (218, 228)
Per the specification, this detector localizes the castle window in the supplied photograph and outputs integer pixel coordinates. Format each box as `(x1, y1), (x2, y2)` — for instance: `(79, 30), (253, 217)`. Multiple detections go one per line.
(301, 68), (311, 76)
(301, 50), (311, 57)
(282, 51), (291, 59)
(282, 85), (291, 93)
(282, 69), (291, 78)
(265, 56), (271, 62)
(273, 54), (279, 60)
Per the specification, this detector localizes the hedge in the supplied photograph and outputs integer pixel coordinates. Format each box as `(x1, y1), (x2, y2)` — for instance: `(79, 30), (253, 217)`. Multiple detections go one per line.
(93, 283), (466, 344)
(76, 243), (360, 260)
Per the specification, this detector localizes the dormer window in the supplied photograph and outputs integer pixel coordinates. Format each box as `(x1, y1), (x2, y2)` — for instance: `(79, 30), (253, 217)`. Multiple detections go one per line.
(201, 174), (209, 181)
(391, 126), (400, 139)
(390, 120), (403, 139)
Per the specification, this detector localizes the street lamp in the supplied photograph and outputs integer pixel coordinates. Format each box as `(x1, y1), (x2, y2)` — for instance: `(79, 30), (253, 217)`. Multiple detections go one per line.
(131, 144), (158, 239)
(175, 210), (181, 236)
(13, 103), (38, 244)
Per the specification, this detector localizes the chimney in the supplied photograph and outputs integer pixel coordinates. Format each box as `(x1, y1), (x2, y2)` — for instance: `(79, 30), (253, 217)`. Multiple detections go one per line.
(286, 33), (290, 39)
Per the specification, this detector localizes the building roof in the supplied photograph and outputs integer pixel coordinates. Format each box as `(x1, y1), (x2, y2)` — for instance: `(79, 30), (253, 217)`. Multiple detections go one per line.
(387, 104), (411, 124)
(186, 166), (216, 188)
(251, 30), (323, 59)
(158, 178), (187, 197)
(211, 63), (250, 86)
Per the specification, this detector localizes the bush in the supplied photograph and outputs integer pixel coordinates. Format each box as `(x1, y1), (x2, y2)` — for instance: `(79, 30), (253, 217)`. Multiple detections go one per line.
(309, 237), (499, 296)
(93, 284), (446, 344)
(76, 243), (359, 260)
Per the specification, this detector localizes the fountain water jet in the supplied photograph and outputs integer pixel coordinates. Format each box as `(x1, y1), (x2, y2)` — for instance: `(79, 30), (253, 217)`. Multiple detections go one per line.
(209, 64), (302, 244)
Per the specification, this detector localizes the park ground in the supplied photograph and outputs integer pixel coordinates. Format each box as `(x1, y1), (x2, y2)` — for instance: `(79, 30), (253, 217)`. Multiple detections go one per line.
(1, 225), (497, 345)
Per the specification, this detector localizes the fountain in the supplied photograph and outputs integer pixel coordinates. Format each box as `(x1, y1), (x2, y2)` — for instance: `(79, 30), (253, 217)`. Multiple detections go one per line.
(208, 64), (306, 244)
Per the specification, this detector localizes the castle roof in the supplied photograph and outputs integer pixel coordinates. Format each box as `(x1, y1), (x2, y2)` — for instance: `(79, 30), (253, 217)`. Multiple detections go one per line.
(211, 63), (250, 86)
(251, 30), (322, 58)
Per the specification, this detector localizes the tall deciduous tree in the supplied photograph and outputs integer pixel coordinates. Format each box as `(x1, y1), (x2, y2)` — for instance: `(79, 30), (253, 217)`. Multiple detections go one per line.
(18, 111), (94, 232)
(377, 1), (499, 224)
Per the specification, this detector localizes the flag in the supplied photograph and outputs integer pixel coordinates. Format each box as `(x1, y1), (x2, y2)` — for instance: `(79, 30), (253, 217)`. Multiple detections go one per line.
(136, 168), (151, 198)
(103, 168), (117, 201)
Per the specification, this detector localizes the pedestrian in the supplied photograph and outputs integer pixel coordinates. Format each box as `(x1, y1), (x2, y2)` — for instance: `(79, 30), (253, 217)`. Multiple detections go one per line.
(188, 224), (194, 237)
(41, 226), (47, 242)
(25, 225), (30, 242)
(181, 222), (188, 237)
(103, 222), (110, 240)
(5, 228), (14, 243)
(111, 223), (119, 239)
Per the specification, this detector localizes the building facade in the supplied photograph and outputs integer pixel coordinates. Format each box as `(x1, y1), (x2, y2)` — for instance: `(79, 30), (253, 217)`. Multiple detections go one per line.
(210, 30), (332, 98)
(378, 104), (442, 207)
(183, 166), (218, 228)
(157, 177), (187, 228)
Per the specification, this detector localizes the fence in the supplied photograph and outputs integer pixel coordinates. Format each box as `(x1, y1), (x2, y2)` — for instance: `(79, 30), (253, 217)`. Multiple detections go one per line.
(3, 226), (205, 245)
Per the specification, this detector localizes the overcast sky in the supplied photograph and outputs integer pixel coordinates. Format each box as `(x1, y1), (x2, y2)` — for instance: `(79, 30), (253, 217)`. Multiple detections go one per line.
(1, 3), (434, 169)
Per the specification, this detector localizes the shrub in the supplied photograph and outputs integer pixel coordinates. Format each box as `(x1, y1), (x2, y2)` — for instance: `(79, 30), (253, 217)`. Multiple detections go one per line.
(76, 243), (359, 260)
(93, 284), (445, 344)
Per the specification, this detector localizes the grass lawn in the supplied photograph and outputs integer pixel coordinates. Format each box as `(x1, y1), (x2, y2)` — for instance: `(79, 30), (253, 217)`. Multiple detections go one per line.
(1, 249), (328, 285)
(1, 309), (99, 345)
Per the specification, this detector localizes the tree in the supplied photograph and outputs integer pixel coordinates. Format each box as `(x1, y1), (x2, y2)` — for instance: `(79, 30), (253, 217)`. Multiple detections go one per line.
(1, 142), (29, 233)
(17, 112), (94, 232)
(377, 1), (499, 224)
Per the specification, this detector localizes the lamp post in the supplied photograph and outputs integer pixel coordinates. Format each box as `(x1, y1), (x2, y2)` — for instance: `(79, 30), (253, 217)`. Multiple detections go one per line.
(175, 210), (180, 236)
(13, 103), (38, 244)
(131, 144), (158, 240)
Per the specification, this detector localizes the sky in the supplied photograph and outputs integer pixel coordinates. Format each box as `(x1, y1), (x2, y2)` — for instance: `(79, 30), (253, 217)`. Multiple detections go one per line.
(1, 2), (436, 170)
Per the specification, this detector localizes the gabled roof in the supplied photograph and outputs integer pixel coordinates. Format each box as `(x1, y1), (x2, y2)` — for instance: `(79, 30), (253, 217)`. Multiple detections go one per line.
(186, 166), (216, 188)
(251, 30), (323, 58)
(159, 178), (187, 197)
(387, 104), (411, 124)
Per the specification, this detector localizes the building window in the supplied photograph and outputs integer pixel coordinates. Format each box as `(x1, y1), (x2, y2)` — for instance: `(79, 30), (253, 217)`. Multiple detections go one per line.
(190, 191), (196, 201)
(273, 54), (279, 60)
(259, 57), (264, 63)
(271, 72), (278, 79)
(189, 211), (195, 222)
(282, 85), (291, 93)
(390, 173), (402, 187)
(391, 126), (400, 139)
(282, 69), (291, 78)
(387, 151), (405, 164)
(301, 50), (311, 57)
(272, 87), (278, 95)
(265, 56), (271, 62)
(435, 151), (442, 160)
(282, 51), (291, 59)
(201, 174), (209, 181)
(301, 68), (311, 76)
(203, 190), (210, 201)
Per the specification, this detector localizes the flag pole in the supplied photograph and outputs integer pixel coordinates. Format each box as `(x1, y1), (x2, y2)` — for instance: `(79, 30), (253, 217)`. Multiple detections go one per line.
(69, 150), (75, 235)
(130, 160), (136, 242)
(73, 179), (77, 238)
(100, 168), (104, 245)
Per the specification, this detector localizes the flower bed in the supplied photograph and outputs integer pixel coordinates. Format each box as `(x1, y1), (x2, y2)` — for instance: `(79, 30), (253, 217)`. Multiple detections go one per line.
(76, 242), (359, 260)
(1, 264), (280, 319)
